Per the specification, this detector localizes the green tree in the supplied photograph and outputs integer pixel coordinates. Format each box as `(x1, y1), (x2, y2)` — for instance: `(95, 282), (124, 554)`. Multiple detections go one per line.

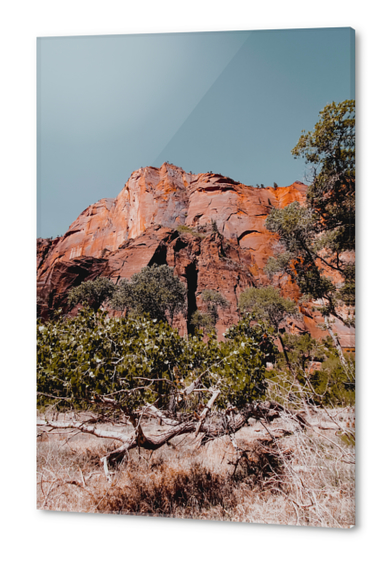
(190, 310), (215, 335)
(265, 100), (355, 326)
(264, 332), (355, 408)
(202, 290), (229, 323)
(110, 264), (186, 324)
(191, 290), (229, 334)
(68, 276), (116, 313)
(238, 286), (299, 370)
(238, 286), (299, 332)
(292, 99), (355, 252)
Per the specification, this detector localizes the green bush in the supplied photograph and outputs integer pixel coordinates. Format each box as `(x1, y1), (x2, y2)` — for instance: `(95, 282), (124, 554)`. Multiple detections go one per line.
(264, 332), (355, 407)
(176, 225), (207, 238)
(238, 286), (299, 332)
(37, 310), (273, 413)
(309, 354), (355, 406)
(191, 290), (229, 334)
(177, 225), (196, 235)
(190, 310), (215, 335)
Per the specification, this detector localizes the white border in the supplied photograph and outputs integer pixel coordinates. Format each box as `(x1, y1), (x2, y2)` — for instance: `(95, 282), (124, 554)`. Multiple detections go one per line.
(2, 1), (387, 560)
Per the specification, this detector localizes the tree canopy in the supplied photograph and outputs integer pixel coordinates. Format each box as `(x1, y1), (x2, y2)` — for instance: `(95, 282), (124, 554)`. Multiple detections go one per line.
(292, 99), (355, 252)
(68, 276), (116, 312)
(238, 286), (299, 332)
(110, 264), (186, 324)
(265, 100), (355, 324)
(191, 290), (229, 334)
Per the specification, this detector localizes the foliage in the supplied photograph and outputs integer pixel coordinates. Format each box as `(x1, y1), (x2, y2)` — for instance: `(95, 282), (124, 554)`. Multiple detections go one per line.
(191, 290), (229, 334)
(37, 309), (273, 413)
(202, 290), (229, 322)
(68, 277), (116, 312)
(176, 224), (213, 239)
(309, 354), (355, 406)
(265, 203), (338, 302)
(265, 332), (355, 407)
(177, 225), (202, 238)
(225, 315), (276, 363)
(177, 225), (195, 234)
(238, 286), (299, 332)
(277, 332), (326, 366)
(292, 99), (355, 251)
(265, 100), (355, 324)
(190, 310), (216, 335)
(110, 264), (186, 324)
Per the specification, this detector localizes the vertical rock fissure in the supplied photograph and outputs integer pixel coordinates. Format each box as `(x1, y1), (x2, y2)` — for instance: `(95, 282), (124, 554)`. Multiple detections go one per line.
(233, 275), (240, 309)
(185, 262), (198, 336)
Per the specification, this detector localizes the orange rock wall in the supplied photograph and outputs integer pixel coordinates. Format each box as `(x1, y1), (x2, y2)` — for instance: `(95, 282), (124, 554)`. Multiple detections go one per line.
(40, 163), (307, 274)
(37, 163), (354, 346)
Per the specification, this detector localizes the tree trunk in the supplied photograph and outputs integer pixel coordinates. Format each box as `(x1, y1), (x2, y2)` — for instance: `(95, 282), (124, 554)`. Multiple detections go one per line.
(278, 332), (292, 371)
(324, 317), (347, 369)
(278, 332), (311, 421)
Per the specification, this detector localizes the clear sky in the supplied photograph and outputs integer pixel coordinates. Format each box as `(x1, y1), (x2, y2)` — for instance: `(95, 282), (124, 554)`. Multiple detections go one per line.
(37, 27), (355, 238)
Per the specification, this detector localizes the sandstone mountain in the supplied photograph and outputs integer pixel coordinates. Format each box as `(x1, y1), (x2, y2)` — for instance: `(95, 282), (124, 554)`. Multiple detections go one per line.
(37, 163), (354, 347)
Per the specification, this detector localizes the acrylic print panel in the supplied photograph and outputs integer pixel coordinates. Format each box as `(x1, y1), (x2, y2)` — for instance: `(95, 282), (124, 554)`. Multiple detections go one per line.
(37, 28), (355, 527)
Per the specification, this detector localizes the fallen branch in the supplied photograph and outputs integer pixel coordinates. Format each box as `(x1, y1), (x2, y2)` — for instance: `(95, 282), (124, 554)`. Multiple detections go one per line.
(37, 419), (128, 443)
(38, 399), (309, 479)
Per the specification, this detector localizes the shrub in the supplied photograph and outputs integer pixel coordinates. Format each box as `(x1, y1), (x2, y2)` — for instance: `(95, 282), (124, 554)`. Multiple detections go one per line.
(309, 354), (355, 406)
(190, 310), (215, 335)
(37, 309), (272, 413)
(211, 219), (219, 234)
(264, 332), (355, 407)
(201, 290), (229, 324)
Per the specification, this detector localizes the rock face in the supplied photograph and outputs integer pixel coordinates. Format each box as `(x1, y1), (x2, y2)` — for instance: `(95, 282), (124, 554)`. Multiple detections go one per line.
(37, 163), (354, 347)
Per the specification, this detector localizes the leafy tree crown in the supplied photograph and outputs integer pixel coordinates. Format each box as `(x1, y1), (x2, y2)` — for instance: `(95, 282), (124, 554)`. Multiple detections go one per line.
(68, 276), (115, 312)
(110, 264), (186, 324)
(238, 286), (299, 332)
(264, 100), (355, 323)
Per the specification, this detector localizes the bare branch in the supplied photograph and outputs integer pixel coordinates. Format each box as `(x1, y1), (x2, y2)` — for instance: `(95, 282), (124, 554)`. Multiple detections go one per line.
(37, 419), (129, 443)
(194, 388), (220, 438)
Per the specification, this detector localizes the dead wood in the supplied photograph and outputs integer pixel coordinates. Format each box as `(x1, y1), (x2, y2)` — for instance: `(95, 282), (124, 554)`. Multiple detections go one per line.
(38, 398), (309, 478)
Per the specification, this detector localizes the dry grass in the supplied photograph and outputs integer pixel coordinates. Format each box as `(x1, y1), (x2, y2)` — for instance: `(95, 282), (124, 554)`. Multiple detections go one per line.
(37, 409), (355, 527)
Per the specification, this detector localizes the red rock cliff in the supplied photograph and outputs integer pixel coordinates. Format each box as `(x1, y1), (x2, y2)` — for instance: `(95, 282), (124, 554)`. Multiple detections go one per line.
(37, 163), (354, 347)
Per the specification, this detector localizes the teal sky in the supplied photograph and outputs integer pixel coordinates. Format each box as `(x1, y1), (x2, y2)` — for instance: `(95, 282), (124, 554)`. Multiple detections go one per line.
(37, 28), (355, 239)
